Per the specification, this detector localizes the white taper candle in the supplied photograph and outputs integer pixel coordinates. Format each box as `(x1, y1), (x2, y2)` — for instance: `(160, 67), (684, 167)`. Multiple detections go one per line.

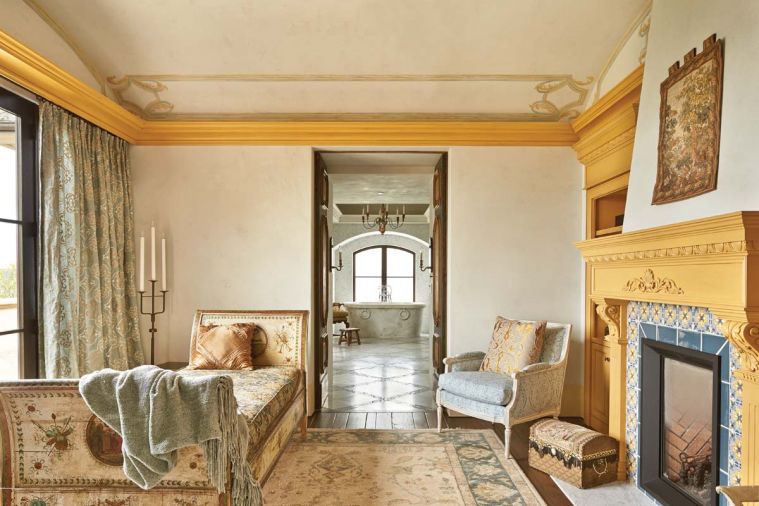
(139, 235), (145, 292)
(161, 236), (167, 291)
(150, 223), (156, 281)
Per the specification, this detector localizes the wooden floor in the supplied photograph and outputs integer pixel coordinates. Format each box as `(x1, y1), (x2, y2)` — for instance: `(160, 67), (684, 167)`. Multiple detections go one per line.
(309, 411), (582, 506)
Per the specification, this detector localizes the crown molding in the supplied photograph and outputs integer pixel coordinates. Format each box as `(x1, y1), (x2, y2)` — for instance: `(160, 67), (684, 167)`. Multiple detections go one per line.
(571, 64), (643, 134)
(0, 30), (142, 142)
(135, 120), (577, 146)
(0, 29), (578, 146)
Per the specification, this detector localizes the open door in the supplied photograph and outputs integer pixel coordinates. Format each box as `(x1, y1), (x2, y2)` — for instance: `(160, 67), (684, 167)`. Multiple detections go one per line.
(313, 152), (331, 409)
(431, 154), (447, 374)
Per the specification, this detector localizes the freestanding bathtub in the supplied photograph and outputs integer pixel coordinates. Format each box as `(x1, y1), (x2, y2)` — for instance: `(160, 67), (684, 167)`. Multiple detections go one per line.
(344, 302), (426, 338)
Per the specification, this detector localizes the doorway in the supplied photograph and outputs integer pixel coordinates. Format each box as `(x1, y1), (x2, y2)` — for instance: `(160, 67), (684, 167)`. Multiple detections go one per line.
(313, 151), (448, 412)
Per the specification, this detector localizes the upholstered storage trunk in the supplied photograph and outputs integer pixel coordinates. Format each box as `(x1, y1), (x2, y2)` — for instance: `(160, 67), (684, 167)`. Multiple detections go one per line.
(528, 419), (618, 489)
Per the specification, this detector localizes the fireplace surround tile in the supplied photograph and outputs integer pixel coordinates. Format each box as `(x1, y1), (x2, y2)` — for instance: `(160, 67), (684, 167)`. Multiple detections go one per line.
(641, 322), (657, 340)
(626, 301), (743, 497)
(678, 329), (702, 350)
(658, 325), (677, 345)
(703, 334), (726, 355)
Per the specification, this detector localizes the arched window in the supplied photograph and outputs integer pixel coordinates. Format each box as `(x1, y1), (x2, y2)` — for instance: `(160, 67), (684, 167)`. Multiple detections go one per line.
(353, 246), (415, 302)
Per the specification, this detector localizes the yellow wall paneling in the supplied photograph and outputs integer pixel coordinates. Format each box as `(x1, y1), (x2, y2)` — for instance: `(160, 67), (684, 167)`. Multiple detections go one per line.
(577, 211), (759, 483)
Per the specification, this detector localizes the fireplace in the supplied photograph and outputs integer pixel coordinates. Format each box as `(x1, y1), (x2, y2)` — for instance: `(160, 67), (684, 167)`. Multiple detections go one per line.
(640, 338), (721, 506)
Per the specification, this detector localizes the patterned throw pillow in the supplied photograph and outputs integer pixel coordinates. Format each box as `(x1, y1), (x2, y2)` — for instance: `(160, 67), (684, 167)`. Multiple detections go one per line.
(188, 323), (256, 370)
(480, 317), (547, 374)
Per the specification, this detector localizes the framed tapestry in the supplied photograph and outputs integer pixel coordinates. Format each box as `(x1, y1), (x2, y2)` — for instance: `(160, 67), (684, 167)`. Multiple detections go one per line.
(652, 34), (724, 205)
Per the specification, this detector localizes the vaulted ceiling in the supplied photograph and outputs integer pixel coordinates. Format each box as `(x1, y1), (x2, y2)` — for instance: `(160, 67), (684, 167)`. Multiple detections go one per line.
(26, 0), (648, 121)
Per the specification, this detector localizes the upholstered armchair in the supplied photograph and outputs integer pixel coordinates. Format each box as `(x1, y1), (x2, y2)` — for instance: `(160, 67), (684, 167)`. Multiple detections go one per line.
(436, 322), (572, 458)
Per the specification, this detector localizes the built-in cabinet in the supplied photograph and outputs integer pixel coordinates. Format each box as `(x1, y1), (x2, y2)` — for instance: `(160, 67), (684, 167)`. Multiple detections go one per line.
(588, 340), (610, 432)
(571, 66), (642, 434)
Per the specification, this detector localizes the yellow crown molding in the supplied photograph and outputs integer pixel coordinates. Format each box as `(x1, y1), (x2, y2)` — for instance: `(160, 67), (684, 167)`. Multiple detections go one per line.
(0, 30), (577, 146)
(135, 120), (577, 146)
(0, 30), (143, 142)
(571, 65), (643, 134)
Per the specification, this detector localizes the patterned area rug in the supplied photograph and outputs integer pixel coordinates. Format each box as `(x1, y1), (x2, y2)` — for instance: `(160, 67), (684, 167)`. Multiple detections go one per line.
(263, 429), (546, 505)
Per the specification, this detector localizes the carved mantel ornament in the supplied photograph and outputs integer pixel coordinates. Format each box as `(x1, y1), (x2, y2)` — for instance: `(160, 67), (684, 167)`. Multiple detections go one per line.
(622, 268), (684, 295)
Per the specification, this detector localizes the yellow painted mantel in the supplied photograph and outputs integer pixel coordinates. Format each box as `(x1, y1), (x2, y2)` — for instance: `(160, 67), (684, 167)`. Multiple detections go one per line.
(577, 211), (759, 485)
(0, 29), (577, 146)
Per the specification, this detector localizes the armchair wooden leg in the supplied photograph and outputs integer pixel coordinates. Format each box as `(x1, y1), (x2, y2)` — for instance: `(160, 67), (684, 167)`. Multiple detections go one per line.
(504, 426), (512, 459)
(437, 405), (443, 433)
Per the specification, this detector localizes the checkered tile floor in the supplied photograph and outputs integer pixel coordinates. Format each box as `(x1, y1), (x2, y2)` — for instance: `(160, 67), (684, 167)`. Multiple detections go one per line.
(322, 336), (436, 412)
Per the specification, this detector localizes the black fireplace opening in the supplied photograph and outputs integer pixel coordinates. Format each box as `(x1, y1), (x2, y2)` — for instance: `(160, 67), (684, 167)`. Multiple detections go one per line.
(640, 339), (721, 506)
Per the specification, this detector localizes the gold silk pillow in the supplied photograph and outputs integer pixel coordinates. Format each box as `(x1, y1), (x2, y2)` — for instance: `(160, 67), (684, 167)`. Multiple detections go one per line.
(188, 322), (256, 370)
(480, 317), (547, 374)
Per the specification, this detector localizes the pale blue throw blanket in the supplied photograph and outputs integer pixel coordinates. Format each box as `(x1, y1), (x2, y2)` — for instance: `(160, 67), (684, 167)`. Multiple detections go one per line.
(79, 365), (261, 505)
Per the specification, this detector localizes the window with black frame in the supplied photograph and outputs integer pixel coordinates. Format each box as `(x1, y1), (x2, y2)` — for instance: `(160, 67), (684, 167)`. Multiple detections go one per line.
(0, 87), (39, 379)
(353, 246), (415, 302)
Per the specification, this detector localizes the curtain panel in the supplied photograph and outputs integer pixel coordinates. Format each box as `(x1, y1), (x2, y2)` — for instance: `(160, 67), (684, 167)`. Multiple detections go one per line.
(39, 101), (144, 377)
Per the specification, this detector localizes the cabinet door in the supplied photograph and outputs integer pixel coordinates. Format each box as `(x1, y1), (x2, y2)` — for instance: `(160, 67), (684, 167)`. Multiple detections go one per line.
(589, 341), (610, 433)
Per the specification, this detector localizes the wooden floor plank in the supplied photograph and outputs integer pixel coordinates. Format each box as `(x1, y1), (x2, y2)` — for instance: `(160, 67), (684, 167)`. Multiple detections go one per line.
(375, 412), (392, 429)
(391, 412), (415, 429)
(332, 412), (349, 429)
(365, 412), (377, 429)
(425, 410), (440, 430)
(347, 412), (368, 429)
(412, 411), (429, 429)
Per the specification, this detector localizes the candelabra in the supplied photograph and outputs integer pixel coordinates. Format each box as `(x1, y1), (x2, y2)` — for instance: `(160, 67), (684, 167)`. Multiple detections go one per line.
(361, 204), (406, 234)
(139, 280), (168, 365)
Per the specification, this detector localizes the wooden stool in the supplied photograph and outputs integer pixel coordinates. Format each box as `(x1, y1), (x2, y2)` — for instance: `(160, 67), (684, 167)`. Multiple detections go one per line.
(339, 327), (361, 346)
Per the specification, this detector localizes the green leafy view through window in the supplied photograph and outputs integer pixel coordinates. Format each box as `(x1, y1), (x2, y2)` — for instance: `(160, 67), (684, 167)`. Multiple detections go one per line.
(0, 265), (16, 299)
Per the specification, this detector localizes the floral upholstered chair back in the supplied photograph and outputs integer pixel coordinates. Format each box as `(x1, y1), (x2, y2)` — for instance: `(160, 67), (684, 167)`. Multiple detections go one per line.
(189, 310), (308, 369)
(539, 323), (571, 365)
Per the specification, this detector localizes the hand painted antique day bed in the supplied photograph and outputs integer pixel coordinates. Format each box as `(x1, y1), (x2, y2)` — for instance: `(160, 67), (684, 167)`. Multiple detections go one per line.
(0, 309), (308, 505)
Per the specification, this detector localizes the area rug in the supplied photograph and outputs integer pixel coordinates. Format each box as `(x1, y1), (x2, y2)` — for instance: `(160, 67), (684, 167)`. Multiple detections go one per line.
(263, 429), (546, 505)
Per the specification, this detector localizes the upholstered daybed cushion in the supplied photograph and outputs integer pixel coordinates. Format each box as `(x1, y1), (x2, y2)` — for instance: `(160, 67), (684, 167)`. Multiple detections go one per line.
(180, 366), (302, 459)
(438, 371), (514, 405)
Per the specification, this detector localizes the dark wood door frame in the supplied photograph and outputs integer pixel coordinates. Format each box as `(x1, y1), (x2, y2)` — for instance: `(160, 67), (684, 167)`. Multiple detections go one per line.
(312, 150), (448, 409)
(431, 153), (448, 375)
(313, 152), (330, 408)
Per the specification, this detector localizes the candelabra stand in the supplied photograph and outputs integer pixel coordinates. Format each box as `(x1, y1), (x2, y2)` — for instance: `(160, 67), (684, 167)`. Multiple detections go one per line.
(139, 280), (168, 365)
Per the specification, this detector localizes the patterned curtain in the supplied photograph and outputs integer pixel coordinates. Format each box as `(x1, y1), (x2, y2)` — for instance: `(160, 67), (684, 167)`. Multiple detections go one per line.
(39, 101), (144, 377)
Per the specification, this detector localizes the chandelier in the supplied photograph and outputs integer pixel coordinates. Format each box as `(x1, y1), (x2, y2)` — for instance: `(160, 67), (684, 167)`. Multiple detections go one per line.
(361, 204), (406, 234)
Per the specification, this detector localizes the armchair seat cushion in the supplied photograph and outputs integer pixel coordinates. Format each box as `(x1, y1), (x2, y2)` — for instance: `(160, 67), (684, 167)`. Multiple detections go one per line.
(438, 371), (514, 406)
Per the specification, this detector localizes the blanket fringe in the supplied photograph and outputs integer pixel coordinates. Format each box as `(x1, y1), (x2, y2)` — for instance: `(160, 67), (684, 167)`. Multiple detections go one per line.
(202, 377), (263, 506)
